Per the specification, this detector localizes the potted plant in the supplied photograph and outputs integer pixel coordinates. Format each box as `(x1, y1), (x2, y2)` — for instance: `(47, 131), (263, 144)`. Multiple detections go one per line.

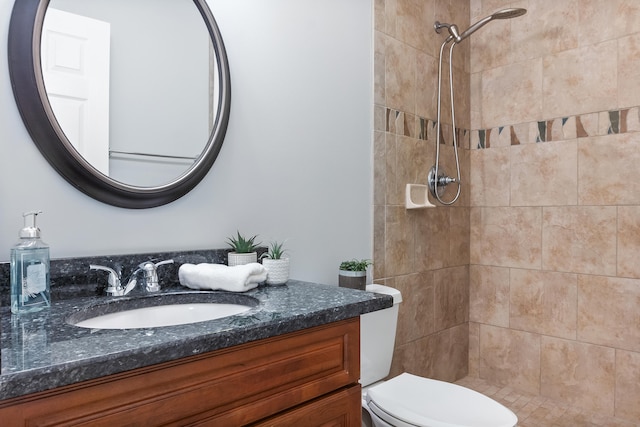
(261, 241), (289, 285)
(226, 231), (261, 266)
(338, 259), (372, 290)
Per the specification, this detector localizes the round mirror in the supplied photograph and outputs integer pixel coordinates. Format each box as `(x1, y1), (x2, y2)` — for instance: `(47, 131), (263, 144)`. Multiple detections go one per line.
(8, 0), (231, 208)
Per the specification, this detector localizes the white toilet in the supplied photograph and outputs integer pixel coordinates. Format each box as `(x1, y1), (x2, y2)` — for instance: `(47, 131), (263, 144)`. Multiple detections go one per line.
(361, 284), (517, 427)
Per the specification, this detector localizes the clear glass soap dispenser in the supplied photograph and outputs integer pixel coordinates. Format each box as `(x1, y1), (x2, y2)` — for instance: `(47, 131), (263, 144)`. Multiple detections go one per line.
(10, 211), (51, 314)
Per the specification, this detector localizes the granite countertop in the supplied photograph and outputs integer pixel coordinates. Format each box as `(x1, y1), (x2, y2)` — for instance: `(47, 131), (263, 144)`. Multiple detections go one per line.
(0, 280), (392, 401)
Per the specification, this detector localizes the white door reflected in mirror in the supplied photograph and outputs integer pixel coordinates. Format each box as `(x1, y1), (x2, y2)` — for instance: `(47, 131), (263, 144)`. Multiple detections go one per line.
(41, 0), (214, 187)
(41, 8), (111, 175)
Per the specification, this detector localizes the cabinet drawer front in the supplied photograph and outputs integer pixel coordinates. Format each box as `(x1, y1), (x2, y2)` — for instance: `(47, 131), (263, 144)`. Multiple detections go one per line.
(249, 385), (362, 427)
(0, 318), (360, 426)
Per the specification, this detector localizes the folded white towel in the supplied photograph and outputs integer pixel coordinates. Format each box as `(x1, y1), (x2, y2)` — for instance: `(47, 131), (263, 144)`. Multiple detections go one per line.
(178, 262), (267, 292)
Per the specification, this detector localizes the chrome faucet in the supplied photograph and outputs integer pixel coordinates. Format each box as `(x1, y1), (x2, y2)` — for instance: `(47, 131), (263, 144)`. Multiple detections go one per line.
(89, 264), (136, 296)
(90, 259), (174, 296)
(139, 259), (174, 293)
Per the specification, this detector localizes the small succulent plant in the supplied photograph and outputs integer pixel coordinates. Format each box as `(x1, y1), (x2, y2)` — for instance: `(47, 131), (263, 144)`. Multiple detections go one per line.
(339, 259), (372, 272)
(261, 241), (287, 260)
(226, 231), (260, 253)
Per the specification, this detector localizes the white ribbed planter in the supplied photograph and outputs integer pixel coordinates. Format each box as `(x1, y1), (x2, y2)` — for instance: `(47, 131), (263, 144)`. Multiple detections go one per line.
(262, 258), (290, 285)
(228, 252), (257, 267)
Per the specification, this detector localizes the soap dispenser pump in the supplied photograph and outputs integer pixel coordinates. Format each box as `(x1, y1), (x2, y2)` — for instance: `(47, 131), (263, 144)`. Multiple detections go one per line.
(10, 211), (51, 314)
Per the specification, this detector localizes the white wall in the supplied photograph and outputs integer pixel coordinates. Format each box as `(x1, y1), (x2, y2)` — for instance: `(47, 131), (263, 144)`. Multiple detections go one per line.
(0, 0), (373, 285)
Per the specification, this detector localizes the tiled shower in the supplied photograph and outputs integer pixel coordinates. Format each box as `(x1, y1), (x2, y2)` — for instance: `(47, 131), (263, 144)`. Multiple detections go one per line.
(373, 0), (640, 423)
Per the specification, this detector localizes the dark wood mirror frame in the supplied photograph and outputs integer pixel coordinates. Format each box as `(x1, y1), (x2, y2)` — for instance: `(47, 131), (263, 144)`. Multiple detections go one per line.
(8, 0), (231, 209)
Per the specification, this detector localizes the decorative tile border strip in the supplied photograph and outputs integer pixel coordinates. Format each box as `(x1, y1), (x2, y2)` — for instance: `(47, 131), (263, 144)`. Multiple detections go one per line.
(471, 106), (640, 149)
(382, 106), (640, 150)
(383, 107), (471, 150)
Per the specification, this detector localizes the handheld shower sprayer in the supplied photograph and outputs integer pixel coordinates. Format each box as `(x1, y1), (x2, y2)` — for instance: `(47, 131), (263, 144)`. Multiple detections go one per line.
(430, 8), (527, 205)
(434, 8), (527, 44)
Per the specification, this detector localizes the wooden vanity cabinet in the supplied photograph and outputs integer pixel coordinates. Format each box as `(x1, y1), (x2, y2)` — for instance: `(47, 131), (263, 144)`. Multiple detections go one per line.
(0, 318), (361, 426)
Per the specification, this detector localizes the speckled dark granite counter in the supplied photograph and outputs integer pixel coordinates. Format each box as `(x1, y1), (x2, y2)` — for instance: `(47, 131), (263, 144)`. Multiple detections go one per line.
(0, 279), (391, 401)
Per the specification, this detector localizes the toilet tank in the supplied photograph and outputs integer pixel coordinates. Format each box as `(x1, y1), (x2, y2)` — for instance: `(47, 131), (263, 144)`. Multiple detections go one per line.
(360, 284), (402, 387)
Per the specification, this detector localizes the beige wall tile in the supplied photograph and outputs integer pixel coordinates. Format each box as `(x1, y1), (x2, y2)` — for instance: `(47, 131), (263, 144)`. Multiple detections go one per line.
(414, 207), (450, 271)
(396, 135), (430, 189)
(479, 324), (541, 394)
(390, 341), (415, 379)
(541, 336), (615, 416)
(449, 207), (470, 266)
(374, 105), (386, 133)
(385, 133), (400, 205)
(481, 59), (543, 128)
(618, 206), (640, 279)
(374, 0), (385, 32)
(452, 62), (471, 130)
(578, 274), (640, 352)
(470, 72), (482, 130)
(510, 140), (578, 206)
(578, 0), (621, 46)
(469, 265), (510, 327)
(385, 36), (416, 113)
(615, 349), (640, 421)
(416, 52), (439, 121)
(384, 0), (398, 38)
(385, 206), (414, 276)
(391, 325), (469, 383)
(394, 273), (434, 346)
(510, 0), (579, 63)
(416, 325), (470, 382)
(543, 41), (618, 119)
(578, 134), (640, 205)
(395, 0), (429, 52)
(373, 131), (386, 206)
(470, 147), (511, 207)
(374, 31), (386, 106)
(542, 206), (617, 275)
(434, 266), (469, 331)
(468, 321), (480, 377)
(439, 324), (470, 382)
(373, 205), (386, 280)
(470, 207), (542, 269)
(618, 0), (640, 38)
(618, 26), (640, 108)
(510, 269), (577, 340)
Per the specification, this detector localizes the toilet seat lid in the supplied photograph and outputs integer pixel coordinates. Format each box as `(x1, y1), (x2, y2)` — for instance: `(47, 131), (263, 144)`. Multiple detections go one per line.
(366, 373), (518, 427)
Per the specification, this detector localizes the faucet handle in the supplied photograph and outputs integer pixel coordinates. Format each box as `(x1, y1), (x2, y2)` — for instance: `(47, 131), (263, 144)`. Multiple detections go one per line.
(140, 259), (174, 293)
(154, 259), (174, 269)
(90, 264), (125, 296)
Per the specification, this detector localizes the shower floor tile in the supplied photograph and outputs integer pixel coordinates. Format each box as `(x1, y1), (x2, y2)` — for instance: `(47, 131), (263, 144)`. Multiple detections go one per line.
(454, 376), (639, 426)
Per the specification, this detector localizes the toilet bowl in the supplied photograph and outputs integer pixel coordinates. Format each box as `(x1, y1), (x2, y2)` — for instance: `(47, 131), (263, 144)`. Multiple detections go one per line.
(360, 284), (517, 427)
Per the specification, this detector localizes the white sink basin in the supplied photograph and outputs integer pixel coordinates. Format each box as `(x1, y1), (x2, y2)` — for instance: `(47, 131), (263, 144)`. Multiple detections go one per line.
(73, 303), (252, 329)
(69, 292), (258, 330)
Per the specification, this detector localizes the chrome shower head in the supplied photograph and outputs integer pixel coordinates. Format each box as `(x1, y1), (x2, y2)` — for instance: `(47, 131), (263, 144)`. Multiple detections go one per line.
(438, 8), (527, 44)
(492, 8), (527, 19)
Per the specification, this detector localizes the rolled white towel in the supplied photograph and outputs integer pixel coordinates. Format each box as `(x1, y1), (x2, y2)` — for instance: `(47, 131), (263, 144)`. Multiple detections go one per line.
(178, 262), (267, 292)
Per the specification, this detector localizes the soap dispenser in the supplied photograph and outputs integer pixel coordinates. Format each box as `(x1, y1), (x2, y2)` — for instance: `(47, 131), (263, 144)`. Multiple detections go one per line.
(10, 211), (51, 314)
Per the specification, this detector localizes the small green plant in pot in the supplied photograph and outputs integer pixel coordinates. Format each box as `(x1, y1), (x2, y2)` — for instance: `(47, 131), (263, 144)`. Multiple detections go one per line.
(261, 241), (289, 285)
(338, 259), (372, 290)
(226, 231), (261, 266)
